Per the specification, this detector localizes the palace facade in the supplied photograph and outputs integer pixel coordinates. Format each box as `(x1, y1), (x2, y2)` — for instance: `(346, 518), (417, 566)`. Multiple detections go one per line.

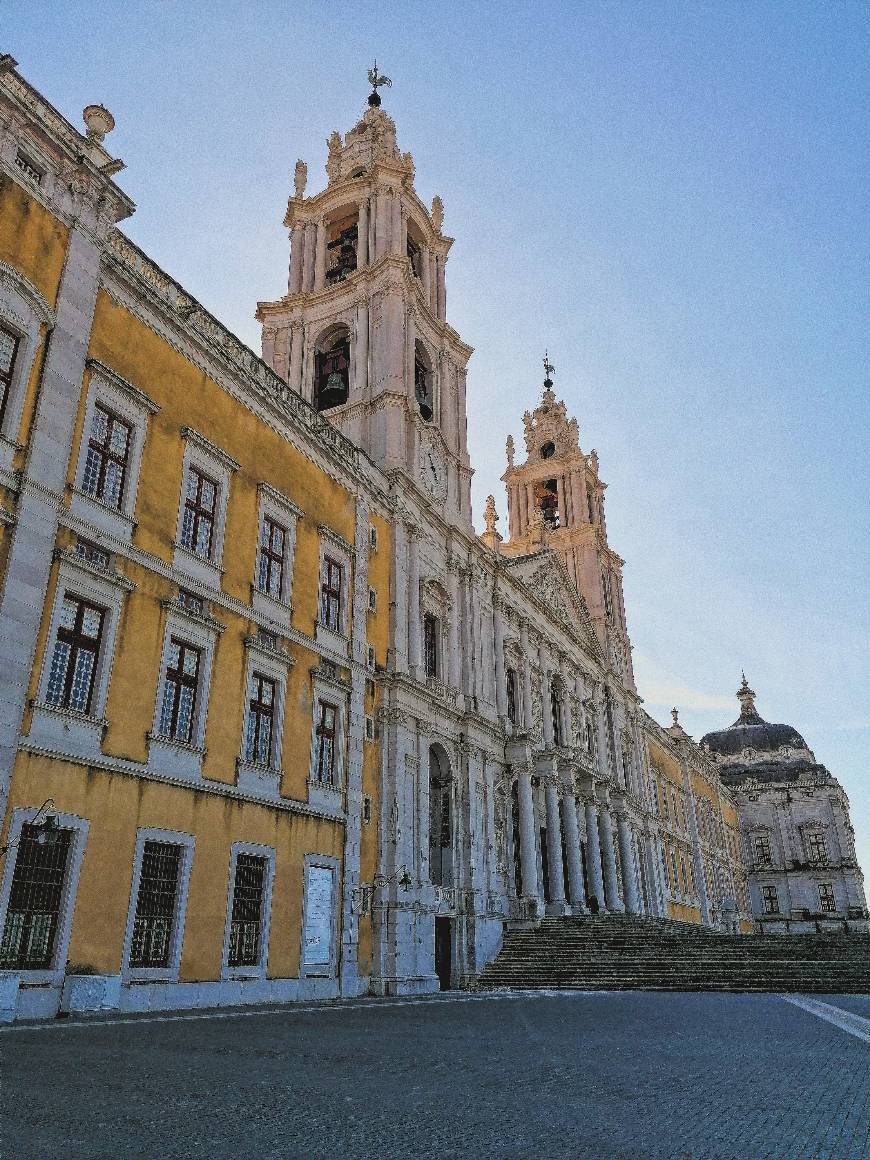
(0, 59), (861, 1021)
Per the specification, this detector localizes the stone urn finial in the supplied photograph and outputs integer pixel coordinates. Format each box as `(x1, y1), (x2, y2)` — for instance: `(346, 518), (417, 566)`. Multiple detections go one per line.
(83, 104), (115, 143)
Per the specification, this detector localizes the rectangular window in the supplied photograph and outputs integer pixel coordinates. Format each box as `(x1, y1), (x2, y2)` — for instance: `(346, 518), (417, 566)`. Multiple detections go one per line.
(45, 594), (105, 714)
(0, 825), (72, 970)
(319, 558), (343, 632)
(753, 834), (772, 865)
(424, 613), (439, 680)
(669, 847), (679, 892)
(0, 324), (20, 429)
(74, 538), (110, 570)
(228, 853), (267, 967)
(818, 883), (836, 913)
(257, 515), (286, 600)
(506, 669), (517, 724)
(245, 673), (276, 766)
(807, 833), (827, 863)
(81, 404), (131, 511)
(129, 841), (182, 968)
(315, 701), (338, 785)
(761, 884), (780, 914)
(551, 687), (562, 747)
(180, 466), (217, 559)
(158, 638), (200, 743)
(660, 782), (670, 822)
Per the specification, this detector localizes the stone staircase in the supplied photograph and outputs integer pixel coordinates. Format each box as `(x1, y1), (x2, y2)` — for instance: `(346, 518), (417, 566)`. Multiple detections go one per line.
(478, 914), (870, 993)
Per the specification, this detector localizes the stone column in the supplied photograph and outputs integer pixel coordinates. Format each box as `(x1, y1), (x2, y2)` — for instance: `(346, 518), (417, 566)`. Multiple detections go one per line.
(644, 830), (666, 916)
(494, 599), (507, 722)
(470, 572), (483, 704)
(357, 199), (369, 267)
(520, 621), (533, 731)
(314, 219), (327, 290)
(582, 792), (605, 910)
(560, 659), (574, 746)
(540, 650), (554, 749)
(516, 768), (539, 904)
(376, 190), (391, 260)
(391, 196), (403, 256)
(421, 243), (431, 302)
(417, 730), (431, 885)
(288, 227), (304, 294)
(447, 559), (463, 703)
(556, 475), (567, 528)
(355, 299), (369, 397)
(302, 222), (316, 292)
(594, 692), (612, 780)
(615, 807), (641, 914)
(571, 470), (586, 523)
(597, 791), (624, 913)
(288, 323), (303, 393)
(436, 256), (447, 320)
(562, 792), (587, 911)
(681, 759), (711, 925)
(525, 483), (535, 529)
(408, 528), (422, 681)
(460, 568), (474, 701)
(544, 776), (567, 912)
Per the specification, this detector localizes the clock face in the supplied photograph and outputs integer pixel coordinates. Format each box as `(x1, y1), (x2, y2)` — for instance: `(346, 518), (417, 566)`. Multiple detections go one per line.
(419, 434), (447, 501)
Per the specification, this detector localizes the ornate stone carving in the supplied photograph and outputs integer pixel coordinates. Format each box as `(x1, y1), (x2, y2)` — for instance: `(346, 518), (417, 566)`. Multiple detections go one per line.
(431, 194), (444, 233)
(293, 159), (307, 199)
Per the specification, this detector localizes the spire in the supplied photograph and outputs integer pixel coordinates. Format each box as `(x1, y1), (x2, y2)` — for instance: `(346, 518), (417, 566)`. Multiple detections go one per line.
(367, 61), (392, 108)
(734, 673), (764, 726)
(542, 351), (555, 405)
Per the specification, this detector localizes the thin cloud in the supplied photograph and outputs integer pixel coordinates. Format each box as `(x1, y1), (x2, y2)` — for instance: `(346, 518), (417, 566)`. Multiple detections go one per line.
(633, 653), (735, 713)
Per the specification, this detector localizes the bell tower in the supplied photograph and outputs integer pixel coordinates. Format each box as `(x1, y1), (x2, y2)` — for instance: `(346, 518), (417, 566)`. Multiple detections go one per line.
(256, 67), (473, 526)
(500, 356), (636, 690)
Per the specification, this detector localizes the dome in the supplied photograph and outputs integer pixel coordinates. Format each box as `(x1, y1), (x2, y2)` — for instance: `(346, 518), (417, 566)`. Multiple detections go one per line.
(700, 676), (816, 785)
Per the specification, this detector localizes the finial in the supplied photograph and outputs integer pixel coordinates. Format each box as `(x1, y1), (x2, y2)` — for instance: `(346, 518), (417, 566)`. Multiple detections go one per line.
(484, 495), (499, 535)
(367, 61), (392, 107)
(543, 350), (555, 389)
(506, 434), (515, 468)
(83, 103), (115, 143)
(671, 707), (680, 728)
(431, 195), (444, 234)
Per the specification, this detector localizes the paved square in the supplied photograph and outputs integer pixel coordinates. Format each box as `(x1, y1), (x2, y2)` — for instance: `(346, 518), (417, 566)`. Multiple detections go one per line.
(1, 992), (868, 1159)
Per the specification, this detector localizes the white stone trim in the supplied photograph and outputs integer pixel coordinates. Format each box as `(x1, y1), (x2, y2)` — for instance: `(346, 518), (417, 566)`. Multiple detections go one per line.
(0, 260), (54, 470)
(171, 427), (237, 590)
(220, 842), (276, 981)
(121, 827), (195, 983)
(68, 359), (158, 543)
(29, 554), (130, 758)
(300, 854), (340, 978)
(148, 606), (220, 780)
(251, 481), (302, 629)
(308, 669), (348, 813)
(0, 806), (90, 987)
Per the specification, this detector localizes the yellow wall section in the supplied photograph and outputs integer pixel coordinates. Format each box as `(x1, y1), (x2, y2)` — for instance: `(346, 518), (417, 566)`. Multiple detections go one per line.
(0, 176), (68, 309)
(4, 755), (344, 981)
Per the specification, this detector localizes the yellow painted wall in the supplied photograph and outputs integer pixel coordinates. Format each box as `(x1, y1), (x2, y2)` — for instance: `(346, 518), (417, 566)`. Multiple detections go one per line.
(0, 175), (68, 309)
(4, 755), (344, 980)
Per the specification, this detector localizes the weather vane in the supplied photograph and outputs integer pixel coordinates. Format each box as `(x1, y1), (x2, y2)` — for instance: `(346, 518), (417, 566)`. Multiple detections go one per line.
(367, 61), (392, 107)
(543, 351), (555, 386)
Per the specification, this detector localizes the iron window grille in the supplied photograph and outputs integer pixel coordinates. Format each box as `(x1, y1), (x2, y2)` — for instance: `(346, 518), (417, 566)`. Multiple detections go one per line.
(0, 324), (20, 430)
(227, 853), (267, 967)
(761, 884), (780, 914)
(319, 557), (343, 632)
(315, 701), (338, 785)
(180, 466), (217, 558)
(14, 151), (44, 184)
(177, 590), (204, 615)
(0, 824), (72, 969)
(807, 833), (828, 864)
(129, 841), (182, 968)
(818, 883), (836, 913)
(257, 516), (286, 600)
(81, 404), (132, 511)
(74, 538), (111, 570)
(245, 673), (276, 766)
(158, 638), (201, 744)
(753, 834), (772, 866)
(45, 594), (105, 714)
(423, 614), (439, 680)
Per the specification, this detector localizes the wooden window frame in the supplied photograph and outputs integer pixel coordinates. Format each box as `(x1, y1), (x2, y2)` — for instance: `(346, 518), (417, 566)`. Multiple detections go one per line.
(257, 515), (286, 601)
(159, 638), (201, 744)
(315, 700), (338, 785)
(45, 594), (105, 715)
(0, 323), (20, 431)
(320, 557), (343, 633)
(180, 465), (217, 559)
(245, 673), (276, 766)
(81, 402), (132, 511)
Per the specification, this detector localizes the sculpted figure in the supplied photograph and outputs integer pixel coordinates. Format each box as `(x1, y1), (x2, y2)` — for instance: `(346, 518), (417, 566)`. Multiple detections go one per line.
(293, 159), (307, 199)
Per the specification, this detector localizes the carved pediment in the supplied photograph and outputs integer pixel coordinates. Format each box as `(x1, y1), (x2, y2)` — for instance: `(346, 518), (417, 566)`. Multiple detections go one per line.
(505, 549), (603, 664)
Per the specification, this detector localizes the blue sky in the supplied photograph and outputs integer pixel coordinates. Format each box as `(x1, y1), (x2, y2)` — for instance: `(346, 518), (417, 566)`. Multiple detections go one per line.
(6, 1), (869, 873)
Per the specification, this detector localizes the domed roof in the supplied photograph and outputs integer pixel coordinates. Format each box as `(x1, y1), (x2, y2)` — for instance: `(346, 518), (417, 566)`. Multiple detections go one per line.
(700, 677), (808, 764)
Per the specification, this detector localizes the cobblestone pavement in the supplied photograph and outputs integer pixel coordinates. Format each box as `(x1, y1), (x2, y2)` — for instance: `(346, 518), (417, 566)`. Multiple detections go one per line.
(1, 991), (868, 1160)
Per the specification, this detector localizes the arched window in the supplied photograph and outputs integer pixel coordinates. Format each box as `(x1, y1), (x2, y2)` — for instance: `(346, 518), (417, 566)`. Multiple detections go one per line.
(535, 478), (559, 527)
(429, 747), (452, 887)
(540, 441), (555, 460)
(414, 341), (433, 422)
(325, 213), (358, 284)
(314, 332), (350, 411)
